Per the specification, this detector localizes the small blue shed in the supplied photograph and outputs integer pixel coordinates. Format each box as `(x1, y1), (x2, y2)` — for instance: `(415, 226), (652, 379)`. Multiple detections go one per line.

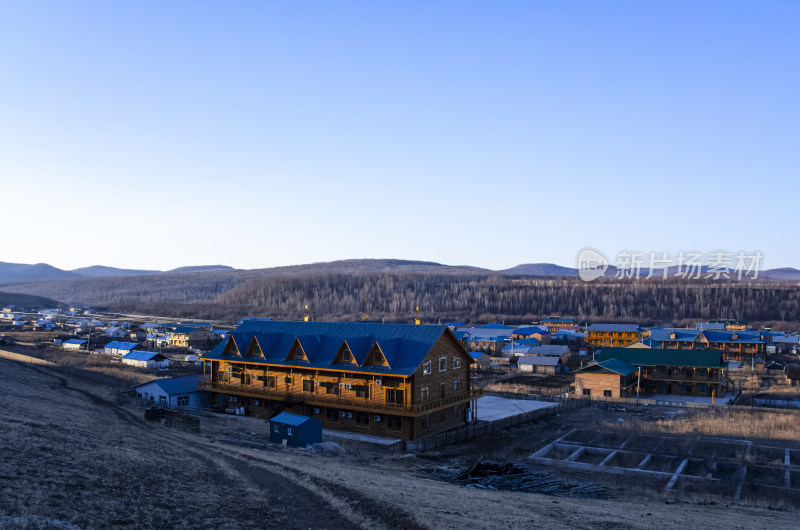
(269, 412), (322, 447)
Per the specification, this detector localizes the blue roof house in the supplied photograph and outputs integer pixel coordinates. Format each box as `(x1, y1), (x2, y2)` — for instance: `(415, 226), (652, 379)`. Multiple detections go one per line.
(135, 376), (207, 409)
(269, 412), (322, 447)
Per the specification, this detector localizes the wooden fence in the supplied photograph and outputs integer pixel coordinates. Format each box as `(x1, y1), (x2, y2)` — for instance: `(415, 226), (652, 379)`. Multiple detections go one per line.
(406, 398), (585, 451)
(0, 349), (57, 366)
(568, 394), (800, 416)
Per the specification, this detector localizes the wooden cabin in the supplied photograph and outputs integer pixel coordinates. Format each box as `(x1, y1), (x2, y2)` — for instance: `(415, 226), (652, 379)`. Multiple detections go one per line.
(573, 358), (639, 398)
(595, 347), (728, 397)
(585, 324), (644, 347)
(199, 320), (482, 440)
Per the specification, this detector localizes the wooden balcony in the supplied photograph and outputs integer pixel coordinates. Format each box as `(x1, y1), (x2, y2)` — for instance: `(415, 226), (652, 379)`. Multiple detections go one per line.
(198, 380), (483, 417)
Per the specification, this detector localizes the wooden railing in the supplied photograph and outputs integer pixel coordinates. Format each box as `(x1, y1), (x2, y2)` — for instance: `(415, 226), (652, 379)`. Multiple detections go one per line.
(198, 380), (482, 415)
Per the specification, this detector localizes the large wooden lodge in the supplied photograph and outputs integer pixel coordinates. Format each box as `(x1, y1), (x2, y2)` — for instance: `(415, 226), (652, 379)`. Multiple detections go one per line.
(199, 319), (482, 440)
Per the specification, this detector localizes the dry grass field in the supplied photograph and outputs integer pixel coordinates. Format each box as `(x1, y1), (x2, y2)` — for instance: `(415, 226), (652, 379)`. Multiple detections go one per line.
(1, 352), (798, 529)
(606, 408), (800, 442)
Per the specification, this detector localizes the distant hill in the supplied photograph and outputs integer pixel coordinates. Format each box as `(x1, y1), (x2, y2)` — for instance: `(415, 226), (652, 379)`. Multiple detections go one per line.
(0, 291), (66, 310)
(166, 265), (235, 274)
(500, 263), (580, 276)
(761, 267), (800, 281)
(0, 261), (80, 282)
(249, 259), (486, 276)
(71, 265), (160, 277)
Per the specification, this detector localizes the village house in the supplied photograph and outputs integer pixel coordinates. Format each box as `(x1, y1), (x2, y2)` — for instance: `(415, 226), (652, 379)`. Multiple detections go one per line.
(199, 320), (482, 440)
(469, 351), (493, 370)
(517, 356), (563, 374)
(647, 328), (766, 362)
(103, 341), (145, 356)
(170, 326), (214, 348)
(573, 358), (639, 398)
(585, 324), (645, 347)
(135, 375), (207, 408)
(121, 351), (170, 369)
(62, 338), (87, 351)
(595, 347), (728, 397)
(129, 328), (148, 342)
(539, 317), (576, 333)
(103, 326), (128, 339)
(511, 326), (551, 343)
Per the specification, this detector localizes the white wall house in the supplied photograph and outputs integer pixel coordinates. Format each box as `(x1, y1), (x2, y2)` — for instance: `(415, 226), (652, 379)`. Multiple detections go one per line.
(63, 339), (87, 351)
(121, 351), (170, 368)
(104, 326), (128, 338)
(134, 376), (207, 409)
(103, 341), (142, 356)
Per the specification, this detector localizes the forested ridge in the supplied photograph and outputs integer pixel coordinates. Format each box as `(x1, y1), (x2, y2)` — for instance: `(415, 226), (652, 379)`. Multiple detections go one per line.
(107, 273), (800, 326)
(4, 268), (799, 326)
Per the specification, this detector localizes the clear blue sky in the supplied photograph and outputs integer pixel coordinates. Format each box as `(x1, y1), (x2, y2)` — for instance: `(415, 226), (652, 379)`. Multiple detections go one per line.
(1, 1), (798, 271)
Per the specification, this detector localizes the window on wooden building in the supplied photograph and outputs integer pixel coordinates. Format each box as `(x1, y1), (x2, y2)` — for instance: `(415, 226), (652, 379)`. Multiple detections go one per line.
(439, 357), (447, 371)
(583, 389), (591, 396)
(355, 412), (370, 426)
(603, 390), (612, 397)
(423, 361), (432, 375)
(454, 404), (461, 417)
(420, 386), (430, 400)
(422, 414), (430, 428)
(177, 396), (189, 407)
(454, 379), (462, 392)
(326, 408), (339, 422)
(387, 415), (402, 431)
(385, 388), (404, 405)
(266, 375), (276, 388)
(303, 380), (314, 392)
(287, 427), (294, 436)
(273, 425), (280, 433)
(243, 373), (251, 385)
(355, 385), (369, 399)
(325, 382), (339, 395)
(453, 357), (461, 369)
(440, 383), (446, 399)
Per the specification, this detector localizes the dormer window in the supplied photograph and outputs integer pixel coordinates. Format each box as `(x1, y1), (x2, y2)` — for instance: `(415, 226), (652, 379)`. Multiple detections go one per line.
(286, 339), (308, 361)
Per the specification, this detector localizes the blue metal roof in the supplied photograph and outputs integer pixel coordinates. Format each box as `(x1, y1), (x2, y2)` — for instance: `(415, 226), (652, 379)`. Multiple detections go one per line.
(64, 339), (87, 345)
(271, 411), (315, 426)
(105, 341), (140, 351)
(578, 358), (638, 376)
(201, 320), (456, 376)
(700, 330), (765, 344)
(649, 328), (701, 342)
(513, 327), (549, 335)
(121, 351), (162, 361)
(138, 375), (203, 395)
(172, 326), (206, 334)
